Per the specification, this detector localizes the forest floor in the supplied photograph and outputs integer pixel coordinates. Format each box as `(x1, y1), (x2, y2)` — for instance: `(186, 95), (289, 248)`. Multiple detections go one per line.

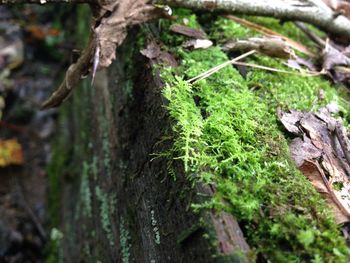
(0, 6), (68, 261)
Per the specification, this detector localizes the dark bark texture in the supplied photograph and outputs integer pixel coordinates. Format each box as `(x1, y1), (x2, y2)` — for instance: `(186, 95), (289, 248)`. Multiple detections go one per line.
(51, 27), (249, 262)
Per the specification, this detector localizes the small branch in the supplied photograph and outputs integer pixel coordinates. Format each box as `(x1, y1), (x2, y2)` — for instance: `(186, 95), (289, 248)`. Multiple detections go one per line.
(187, 49), (256, 83)
(156, 0), (350, 40)
(2, 0), (350, 41)
(42, 1), (169, 108)
(294, 21), (326, 47)
(230, 61), (324, 77)
(41, 35), (95, 109)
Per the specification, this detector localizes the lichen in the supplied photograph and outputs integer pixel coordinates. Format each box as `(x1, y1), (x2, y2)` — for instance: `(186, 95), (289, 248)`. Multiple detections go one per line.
(159, 10), (350, 261)
(151, 210), (161, 245)
(119, 217), (131, 263)
(95, 186), (114, 246)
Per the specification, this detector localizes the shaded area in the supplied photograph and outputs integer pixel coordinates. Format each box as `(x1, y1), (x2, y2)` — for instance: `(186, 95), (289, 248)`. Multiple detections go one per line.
(0, 5), (70, 261)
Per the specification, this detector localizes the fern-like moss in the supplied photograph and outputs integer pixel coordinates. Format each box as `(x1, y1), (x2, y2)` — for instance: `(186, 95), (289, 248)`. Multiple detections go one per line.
(159, 11), (350, 262)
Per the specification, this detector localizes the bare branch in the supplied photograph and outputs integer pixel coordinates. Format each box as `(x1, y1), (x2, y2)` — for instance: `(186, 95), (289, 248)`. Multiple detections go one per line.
(2, 0), (350, 41)
(156, 0), (350, 39)
(42, 1), (169, 108)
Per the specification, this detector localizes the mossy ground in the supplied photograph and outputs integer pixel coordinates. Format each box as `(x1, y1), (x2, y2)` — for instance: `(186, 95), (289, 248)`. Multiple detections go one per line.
(160, 9), (350, 262)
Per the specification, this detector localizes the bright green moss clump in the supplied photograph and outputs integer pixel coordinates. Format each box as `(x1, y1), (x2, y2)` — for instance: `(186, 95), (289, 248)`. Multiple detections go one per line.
(160, 11), (350, 261)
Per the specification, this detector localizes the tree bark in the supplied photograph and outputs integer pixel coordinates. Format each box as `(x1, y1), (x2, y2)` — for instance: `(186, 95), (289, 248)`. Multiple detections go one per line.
(53, 25), (250, 262)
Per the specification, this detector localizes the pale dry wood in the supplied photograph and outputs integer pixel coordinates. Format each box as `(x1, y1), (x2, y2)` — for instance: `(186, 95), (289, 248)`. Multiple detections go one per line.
(1, 0), (350, 40)
(157, 0), (350, 39)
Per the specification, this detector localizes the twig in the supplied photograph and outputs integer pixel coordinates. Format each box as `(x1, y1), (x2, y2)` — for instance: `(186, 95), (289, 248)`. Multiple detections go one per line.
(230, 61), (325, 77)
(294, 21), (326, 47)
(187, 50), (256, 83)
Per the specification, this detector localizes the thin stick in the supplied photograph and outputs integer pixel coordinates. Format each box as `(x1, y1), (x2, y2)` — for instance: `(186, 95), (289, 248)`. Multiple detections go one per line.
(294, 21), (326, 48)
(187, 50), (256, 83)
(230, 61), (325, 77)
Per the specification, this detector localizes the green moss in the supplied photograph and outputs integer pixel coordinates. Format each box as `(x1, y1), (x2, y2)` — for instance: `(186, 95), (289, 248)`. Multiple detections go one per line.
(159, 11), (350, 261)
(211, 17), (258, 43)
(95, 186), (115, 246)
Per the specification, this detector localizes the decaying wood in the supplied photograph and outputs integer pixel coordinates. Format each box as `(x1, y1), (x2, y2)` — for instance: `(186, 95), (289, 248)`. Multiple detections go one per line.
(226, 15), (315, 57)
(199, 183), (250, 259)
(157, 0), (350, 40)
(279, 108), (350, 224)
(223, 37), (295, 59)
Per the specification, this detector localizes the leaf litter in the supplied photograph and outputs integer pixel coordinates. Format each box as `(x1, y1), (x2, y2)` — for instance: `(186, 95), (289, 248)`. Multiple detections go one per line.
(279, 107), (350, 224)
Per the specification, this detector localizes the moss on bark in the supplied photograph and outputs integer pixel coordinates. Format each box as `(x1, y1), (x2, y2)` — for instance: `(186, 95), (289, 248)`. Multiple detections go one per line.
(48, 7), (350, 263)
(159, 9), (350, 262)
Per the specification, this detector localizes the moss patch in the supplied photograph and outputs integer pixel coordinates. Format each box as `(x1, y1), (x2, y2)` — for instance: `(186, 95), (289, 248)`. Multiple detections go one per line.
(95, 186), (115, 246)
(159, 11), (350, 261)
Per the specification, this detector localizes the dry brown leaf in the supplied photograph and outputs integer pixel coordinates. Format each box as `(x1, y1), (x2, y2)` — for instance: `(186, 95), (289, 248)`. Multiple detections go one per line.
(140, 41), (161, 59)
(169, 24), (206, 39)
(279, 108), (350, 224)
(322, 43), (350, 71)
(0, 139), (23, 167)
(140, 41), (178, 67)
(286, 57), (317, 71)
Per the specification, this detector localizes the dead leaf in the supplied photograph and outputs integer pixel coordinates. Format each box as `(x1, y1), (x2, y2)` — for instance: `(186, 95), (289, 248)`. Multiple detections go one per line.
(286, 57), (317, 71)
(322, 44), (350, 71)
(279, 109), (350, 224)
(140, 41), (161, 59)
(169, 24), (206, 39)
(140, 41), (178, 67)
(0, 139), (23, 167)
(277, 108), (303, 135)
